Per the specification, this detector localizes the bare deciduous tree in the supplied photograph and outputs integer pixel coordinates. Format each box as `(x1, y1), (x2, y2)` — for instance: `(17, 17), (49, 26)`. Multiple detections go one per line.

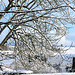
(0, 0), (75, 73)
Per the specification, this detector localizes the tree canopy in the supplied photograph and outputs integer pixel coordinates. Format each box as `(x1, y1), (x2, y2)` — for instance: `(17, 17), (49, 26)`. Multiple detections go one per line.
(0, 0), (75, 73)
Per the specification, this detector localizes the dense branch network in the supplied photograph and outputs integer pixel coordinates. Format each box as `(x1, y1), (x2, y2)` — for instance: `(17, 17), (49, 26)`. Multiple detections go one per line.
(0, 0), (75, 73)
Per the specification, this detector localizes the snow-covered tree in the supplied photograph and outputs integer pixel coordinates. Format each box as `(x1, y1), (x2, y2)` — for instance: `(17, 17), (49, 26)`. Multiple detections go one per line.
(0, 0), (75, 73)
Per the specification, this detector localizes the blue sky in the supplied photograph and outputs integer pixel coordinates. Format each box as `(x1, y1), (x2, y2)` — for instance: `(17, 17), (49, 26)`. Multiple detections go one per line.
(68, 26), (75, 42)
(0, 27), (9, 43)
(67, 26), (75, 46)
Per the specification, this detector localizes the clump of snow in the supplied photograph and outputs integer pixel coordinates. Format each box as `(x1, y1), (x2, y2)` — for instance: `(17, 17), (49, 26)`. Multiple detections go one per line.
(0, 66), (33, 74)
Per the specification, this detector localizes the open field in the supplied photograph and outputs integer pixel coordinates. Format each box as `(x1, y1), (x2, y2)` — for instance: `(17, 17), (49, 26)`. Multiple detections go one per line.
(24, 73), (75, 75)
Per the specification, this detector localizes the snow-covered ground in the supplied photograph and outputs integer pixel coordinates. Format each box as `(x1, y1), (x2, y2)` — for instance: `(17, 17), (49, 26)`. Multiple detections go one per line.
(48, 47), (75, 72)
(0, 47), (75, 73)
(0, 66), (33, 74)
(0, 50), (14, 66)
(23, 73), (75, 75)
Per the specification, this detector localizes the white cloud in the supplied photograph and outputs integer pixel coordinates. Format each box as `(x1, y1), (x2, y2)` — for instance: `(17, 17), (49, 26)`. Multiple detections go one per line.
(58, 36), (75, 46)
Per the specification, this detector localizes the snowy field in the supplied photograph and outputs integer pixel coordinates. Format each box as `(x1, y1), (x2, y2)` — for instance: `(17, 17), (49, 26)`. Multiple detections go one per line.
(0, 47), (75, 73)
(14, 73), (75, 75)
(24, 73), (75, 75)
